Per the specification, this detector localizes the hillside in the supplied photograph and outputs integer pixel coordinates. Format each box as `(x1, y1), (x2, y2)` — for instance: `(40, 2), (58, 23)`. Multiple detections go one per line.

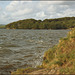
(6, 17), (75, 29)
(11, 28), (75, 74)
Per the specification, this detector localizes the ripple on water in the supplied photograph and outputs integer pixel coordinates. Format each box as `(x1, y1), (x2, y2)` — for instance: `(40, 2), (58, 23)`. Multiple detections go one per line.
(0, 48), (13, 57)
(0, 29), (70, 75)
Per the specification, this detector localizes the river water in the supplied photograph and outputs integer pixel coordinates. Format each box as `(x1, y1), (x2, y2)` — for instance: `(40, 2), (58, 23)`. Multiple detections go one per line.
(0, 29), (69, 75)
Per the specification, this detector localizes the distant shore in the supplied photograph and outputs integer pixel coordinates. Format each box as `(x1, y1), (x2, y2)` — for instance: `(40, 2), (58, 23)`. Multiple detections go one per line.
(6, 17), (75, 29)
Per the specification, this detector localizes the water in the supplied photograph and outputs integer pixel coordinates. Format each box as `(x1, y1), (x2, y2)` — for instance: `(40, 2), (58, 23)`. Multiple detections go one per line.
(0, 29), (69, 75)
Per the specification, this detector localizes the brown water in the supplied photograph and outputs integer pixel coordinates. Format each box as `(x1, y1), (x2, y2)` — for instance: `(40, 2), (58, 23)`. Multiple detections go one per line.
(0, 29), (69, 75)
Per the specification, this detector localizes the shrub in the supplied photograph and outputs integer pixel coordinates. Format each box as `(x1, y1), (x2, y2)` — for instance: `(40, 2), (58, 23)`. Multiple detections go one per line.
(54, 60), (63, 66)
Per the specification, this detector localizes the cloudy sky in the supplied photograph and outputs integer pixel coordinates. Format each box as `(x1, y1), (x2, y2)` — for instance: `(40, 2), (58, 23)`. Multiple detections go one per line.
(0, 1), (75, 24)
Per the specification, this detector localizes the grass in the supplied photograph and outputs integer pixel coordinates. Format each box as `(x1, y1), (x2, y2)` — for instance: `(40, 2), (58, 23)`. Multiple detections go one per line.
(11, 67), (39, 75)
(42, 28), (75, 74)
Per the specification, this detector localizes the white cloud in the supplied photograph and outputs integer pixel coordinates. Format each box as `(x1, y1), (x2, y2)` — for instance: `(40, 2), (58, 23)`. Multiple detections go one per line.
(0, 1), (75, 24)
(36, 11), (46, 18)
(47, 5), (56, 13)
(11, 8), (33, 17)
(57, 9), (75, 17)
(6, 1), (33, 12)
(6, 1), (34, 17)
(6, 1), (20, 12)
(0, 12), (10, 24)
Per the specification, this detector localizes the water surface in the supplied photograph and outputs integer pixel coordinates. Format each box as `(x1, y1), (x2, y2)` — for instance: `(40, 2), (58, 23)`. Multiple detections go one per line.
(0, 29), (69, 75)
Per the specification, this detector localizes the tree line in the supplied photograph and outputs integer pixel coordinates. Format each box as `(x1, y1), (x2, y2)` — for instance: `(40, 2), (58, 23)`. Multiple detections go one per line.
(6, 17), (75, 29)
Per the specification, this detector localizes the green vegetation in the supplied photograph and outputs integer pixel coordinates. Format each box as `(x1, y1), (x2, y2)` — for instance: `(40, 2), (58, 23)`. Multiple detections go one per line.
(11, 28), (75, 74)
(11, 67), (39, 75)
(42, 28), (75, 74)
(6, 17), (75, 29)
(0, 25), (5, 29)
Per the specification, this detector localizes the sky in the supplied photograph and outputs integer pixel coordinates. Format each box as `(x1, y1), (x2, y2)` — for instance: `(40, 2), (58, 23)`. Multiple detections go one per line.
(0, 1), (75, 24)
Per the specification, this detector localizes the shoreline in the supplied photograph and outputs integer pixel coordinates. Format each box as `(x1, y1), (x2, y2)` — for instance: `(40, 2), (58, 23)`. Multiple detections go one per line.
(11, 28), (75, 74)
(3, 28), (70, 30)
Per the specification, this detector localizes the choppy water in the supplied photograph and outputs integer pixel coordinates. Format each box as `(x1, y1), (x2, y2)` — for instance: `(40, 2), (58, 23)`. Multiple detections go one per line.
(0, 29), (69, 75)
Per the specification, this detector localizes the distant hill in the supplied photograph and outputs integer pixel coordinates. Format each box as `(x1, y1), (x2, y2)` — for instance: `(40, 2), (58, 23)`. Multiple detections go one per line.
(0, 25), (5, 29)
(6, 17), (75, 29)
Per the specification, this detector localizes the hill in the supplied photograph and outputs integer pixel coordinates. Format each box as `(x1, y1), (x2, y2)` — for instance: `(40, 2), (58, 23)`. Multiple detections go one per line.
(6, 17), (75, 29)
(11, 28), (75, 74)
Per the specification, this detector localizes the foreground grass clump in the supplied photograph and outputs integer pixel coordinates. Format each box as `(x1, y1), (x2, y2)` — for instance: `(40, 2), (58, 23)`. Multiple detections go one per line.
(42, 28), (75, 74)
(11, 28), (75, 74)
(11, 67), (39, 75)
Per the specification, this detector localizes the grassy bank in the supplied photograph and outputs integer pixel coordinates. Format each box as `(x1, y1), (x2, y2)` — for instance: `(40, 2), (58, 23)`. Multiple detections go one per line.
(42, 28), (75, 74)
(11, 28), (75, 74)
